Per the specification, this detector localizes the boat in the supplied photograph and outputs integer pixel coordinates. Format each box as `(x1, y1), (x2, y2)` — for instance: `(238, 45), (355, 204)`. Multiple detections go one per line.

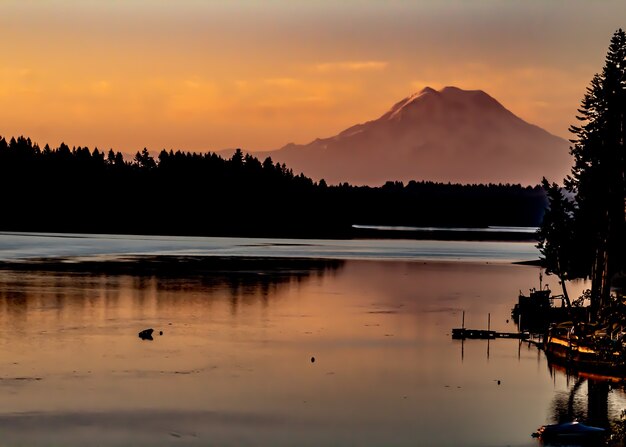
(544, 321), (626, 376)
(512, 285), (587, 332)
(511, 285), (567, 332)
(533, 421), (606, 444)
(512, 285), (554, 322)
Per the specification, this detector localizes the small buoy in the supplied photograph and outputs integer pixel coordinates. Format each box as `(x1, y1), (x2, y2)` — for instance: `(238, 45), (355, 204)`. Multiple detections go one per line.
(311, 357), (315, 363)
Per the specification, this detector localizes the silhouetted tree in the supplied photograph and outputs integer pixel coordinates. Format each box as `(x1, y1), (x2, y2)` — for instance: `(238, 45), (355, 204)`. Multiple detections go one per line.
(231, 148), (244, 167)
(564, 29), (626, 315)
(537, 179), (576, 306)
(134, 148), (156, 170)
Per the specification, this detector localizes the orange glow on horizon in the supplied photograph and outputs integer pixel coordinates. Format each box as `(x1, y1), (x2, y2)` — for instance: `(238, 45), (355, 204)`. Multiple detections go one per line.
(0, 1), (623, 156)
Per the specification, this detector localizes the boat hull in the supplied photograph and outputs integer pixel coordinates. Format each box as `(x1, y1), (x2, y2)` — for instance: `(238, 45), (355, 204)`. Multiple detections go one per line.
(545, 333), (626, 376)
(535, 421), (605, 444)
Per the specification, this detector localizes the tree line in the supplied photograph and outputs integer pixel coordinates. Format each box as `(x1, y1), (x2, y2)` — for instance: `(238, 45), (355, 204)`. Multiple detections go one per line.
(0, 135), (546, 238)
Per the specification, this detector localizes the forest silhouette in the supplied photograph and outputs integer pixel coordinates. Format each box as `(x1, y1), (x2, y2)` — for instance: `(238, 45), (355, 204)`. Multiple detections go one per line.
(0, 135), (546, 238)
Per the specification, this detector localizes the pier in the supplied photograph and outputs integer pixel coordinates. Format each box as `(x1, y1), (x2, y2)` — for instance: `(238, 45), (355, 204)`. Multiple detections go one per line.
(451, 311), (531, 340)
(451, 328), (530, 340)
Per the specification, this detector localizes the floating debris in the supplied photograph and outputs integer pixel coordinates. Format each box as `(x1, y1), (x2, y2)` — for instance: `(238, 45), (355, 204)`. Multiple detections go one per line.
(138, 328), (154, 340)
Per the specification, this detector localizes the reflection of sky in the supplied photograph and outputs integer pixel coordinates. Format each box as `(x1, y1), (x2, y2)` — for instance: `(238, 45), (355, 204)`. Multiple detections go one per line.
(0, 231), (539, 263)
(0, 259), (598, 446)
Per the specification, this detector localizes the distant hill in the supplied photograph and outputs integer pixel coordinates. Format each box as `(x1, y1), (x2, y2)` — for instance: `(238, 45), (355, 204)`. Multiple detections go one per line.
(259, 86), (571, 186)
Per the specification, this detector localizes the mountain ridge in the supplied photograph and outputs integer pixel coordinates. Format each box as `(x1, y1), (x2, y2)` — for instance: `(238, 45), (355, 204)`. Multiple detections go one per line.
(253, 86), (571, 186)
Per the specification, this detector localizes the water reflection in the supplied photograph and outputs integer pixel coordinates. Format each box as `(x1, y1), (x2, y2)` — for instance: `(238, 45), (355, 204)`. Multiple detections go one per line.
(545, 363), (626, 442)
(0, 258), (613, 446)
(548, 374), (609, 428)
(0, 257), (343, 322)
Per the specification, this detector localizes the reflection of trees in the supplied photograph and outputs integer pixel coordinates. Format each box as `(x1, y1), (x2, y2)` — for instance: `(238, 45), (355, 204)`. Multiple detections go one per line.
(550, 376), (586, 424)
(0, 283), (28, 335)
(548, 366), (613, 432)
(152, 257), (344, 315)
(0, 257), (344, 318)
(587, 380), (610, 430)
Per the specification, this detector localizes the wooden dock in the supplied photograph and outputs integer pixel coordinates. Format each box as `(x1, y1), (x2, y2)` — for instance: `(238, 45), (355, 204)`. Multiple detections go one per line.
(451, 328), (530, 340)
(451, 311), (530, 340)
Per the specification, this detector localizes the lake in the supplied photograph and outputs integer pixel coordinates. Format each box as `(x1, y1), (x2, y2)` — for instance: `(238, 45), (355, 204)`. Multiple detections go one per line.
(0, 232), (621, 446)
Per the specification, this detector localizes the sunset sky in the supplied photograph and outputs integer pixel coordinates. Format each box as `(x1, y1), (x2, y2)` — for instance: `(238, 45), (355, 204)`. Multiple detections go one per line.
(1, 1), (625, 154)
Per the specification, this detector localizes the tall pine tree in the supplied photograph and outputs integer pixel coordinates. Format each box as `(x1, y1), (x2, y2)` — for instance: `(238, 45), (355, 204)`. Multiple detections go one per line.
(562, 29), (626, 316)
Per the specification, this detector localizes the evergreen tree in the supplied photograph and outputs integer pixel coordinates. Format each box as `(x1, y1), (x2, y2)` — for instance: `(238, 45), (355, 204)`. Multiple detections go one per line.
(561, 29), (626, 315)
(537, 179), (576, 307)
(134, 148), (156, 170)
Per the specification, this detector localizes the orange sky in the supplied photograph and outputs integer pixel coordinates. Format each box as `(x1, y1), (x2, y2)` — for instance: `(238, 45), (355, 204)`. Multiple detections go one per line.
(1, 1), (624, 154)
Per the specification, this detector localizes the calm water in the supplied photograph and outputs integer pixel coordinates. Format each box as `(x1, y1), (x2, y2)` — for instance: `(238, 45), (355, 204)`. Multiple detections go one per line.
(0, 231), (539, 263)
(0, 234), (622, 446)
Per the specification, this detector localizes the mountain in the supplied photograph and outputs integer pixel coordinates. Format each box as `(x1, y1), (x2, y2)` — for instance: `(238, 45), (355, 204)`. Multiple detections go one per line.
(259, 86), (571, 186)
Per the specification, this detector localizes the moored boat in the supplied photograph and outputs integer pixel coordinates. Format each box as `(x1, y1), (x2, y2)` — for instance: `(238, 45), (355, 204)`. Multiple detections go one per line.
(533, 421), (606, 444)
(512, 285), (588, 332)
(544, 321), (626, 376)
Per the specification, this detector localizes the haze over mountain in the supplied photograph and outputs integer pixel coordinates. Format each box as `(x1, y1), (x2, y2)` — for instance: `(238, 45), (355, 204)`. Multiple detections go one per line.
(259, 86), (571, 186)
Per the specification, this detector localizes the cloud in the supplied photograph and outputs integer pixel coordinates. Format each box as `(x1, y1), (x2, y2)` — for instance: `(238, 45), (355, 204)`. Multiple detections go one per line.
(314, 61), (388, 73)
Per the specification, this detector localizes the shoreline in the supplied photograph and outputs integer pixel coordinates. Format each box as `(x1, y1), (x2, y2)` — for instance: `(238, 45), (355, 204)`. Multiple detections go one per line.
(351, 228), (537, 242)
(0, 253), (541, 275)
(0, 255), (344, 275)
